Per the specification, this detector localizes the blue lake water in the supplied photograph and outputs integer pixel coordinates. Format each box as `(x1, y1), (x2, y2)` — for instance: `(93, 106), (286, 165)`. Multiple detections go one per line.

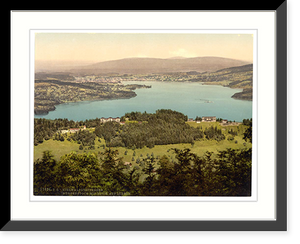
(34, 81), (252, 122)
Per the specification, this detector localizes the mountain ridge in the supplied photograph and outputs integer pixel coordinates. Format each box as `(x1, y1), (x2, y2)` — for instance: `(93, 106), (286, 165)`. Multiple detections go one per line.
(70, 56), (251, 75)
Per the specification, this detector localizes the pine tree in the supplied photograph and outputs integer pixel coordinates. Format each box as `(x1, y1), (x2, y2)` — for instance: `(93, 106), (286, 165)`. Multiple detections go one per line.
(243, 121), (252, 143)
(34, 151), (57, 195)
(141, 156), (156, 195)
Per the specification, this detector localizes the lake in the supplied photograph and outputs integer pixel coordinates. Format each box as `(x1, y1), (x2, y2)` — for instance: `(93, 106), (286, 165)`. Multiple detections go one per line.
(34, 81), (252, 122)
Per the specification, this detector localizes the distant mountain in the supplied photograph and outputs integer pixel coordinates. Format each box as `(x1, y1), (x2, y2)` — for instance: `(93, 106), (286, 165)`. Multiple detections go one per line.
(70, 57), (250, 75)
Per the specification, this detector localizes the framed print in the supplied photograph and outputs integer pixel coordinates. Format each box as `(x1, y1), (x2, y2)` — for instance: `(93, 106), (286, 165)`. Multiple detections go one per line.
(30, 29), (257, 203)
(4, 3), (287, 231)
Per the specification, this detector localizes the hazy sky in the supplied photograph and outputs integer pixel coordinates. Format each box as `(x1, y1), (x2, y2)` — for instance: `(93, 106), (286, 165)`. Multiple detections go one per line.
(35, 33), (253, 63)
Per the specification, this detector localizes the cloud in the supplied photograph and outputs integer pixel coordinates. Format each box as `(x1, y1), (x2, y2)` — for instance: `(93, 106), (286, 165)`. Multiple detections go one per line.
(169, 48), (196, 58)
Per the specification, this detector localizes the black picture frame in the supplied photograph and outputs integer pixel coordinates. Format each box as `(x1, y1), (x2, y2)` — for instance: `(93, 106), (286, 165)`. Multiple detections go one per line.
(3, 2), (287, 231)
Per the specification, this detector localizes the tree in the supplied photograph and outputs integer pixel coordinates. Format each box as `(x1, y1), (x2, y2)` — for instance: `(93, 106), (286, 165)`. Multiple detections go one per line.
(214, 148), (252, 196)
(99, 149), (127, 194)
(195, 116), (202, 122)
(191, 141), (195, 147)
(100, 149), (123, 173)
(141, 156), (157, 195)
(155, 155), (174, 195)
(55, 152), (101, 194)
(59, 135), (65, 141)
(34, 151), (57, 195)
(170, 148), (203, 196)
(125, 167), (141, 196)
(243, 121), (252, 143)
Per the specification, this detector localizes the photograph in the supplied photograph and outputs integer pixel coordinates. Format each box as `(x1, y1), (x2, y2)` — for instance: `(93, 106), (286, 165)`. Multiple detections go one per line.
(32, 31), (254, 197)
(6, 5), (288, 233)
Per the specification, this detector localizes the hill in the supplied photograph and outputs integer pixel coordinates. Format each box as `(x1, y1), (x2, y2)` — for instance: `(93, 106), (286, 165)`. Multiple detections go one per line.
(191, 64), (253, 100)
(216, 63), (253, 73)
(70, 57), (250, 75)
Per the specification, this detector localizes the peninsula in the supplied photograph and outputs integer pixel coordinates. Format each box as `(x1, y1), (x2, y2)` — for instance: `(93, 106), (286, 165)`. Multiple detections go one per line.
(34, 76), (151, 115)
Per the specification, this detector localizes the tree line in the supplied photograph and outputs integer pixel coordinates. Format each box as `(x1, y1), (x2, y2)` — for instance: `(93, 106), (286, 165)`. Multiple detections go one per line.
(35, 110), (251, 151)
(34, 118), (100, 146)
(34, 146), (251, 197)
(121, 109), (188, 123)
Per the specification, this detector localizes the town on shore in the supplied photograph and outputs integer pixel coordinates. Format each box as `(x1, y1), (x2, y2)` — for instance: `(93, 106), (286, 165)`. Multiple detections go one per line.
(34, 63), (253, 115)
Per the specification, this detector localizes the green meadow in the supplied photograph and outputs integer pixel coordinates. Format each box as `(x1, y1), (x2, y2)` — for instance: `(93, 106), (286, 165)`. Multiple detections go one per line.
(34, 122), (251, 170)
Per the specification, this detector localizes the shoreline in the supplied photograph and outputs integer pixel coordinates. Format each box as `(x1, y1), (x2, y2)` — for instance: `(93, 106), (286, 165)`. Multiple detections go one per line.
(122, 79), (252, 102)
(34, 80), (252, 122)
(202, 82), (252, 101)
(34, 94), (138, 115)
(34, 82), (151, 115)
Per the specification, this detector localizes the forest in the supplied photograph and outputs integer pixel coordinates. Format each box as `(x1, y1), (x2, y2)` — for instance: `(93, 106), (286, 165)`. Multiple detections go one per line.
(34, 110), (251, 150)
(95, 110), (205, 148)
(34, 110), (226, 148)
(33, 110), (252, 197)
(34, 146), (252, 197)
(34, 118), (92, 146)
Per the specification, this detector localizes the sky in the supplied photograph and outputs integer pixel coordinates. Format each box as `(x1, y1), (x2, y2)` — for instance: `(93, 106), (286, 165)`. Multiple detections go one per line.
(35, 33), (253, 64)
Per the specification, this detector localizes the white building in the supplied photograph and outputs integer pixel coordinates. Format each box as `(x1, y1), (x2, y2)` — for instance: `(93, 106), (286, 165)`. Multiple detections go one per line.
(100, 117), (121, 123)
(202, 116), (216, 122)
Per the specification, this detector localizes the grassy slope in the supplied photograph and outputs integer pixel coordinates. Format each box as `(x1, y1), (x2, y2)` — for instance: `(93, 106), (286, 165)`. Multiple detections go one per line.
(34, 122), (251, 170)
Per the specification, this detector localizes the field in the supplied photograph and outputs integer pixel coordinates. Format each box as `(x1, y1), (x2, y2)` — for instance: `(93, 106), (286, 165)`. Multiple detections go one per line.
(34, 122), (251, 170)
(34, 120), (252, 194)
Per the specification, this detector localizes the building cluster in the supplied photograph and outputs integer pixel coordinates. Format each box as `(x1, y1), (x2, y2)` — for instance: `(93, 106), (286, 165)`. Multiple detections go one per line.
(74, 76), (121, 83)
(201, 116), (217, 122)
(60, 125), (86, 134)
(188, 116), (217, 123)
(99, 115), (233, 125)
(188, 116), (235, 126)
(100, 117), (121, 123)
